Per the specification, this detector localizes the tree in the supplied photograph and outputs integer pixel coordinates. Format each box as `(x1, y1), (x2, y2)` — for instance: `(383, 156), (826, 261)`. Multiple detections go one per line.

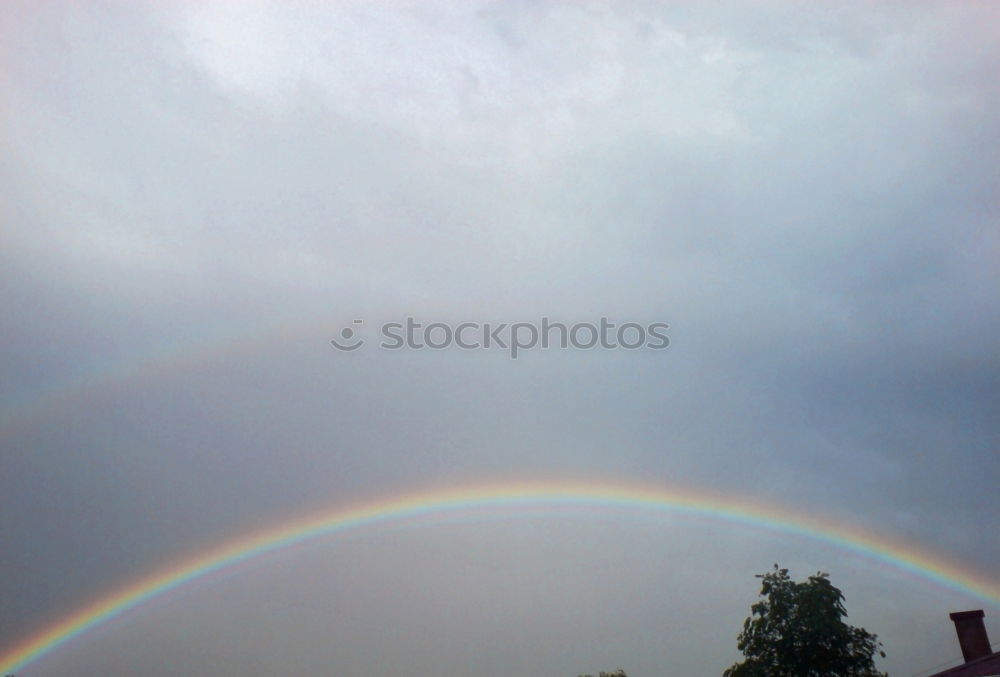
(579, 671), (627, 677)
(724, 565), (887, 677)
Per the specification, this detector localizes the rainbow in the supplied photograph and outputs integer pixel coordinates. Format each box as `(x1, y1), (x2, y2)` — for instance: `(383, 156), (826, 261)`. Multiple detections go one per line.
(0, 318), (317, 439)
(2, 479), (998, 674)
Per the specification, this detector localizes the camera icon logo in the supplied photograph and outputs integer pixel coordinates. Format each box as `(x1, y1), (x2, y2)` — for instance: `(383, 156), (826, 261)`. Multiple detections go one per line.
(330, 319), (365, 351)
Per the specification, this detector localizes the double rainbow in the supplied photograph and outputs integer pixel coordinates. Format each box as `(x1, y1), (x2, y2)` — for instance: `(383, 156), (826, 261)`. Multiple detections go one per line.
(2, 479), (998, 674)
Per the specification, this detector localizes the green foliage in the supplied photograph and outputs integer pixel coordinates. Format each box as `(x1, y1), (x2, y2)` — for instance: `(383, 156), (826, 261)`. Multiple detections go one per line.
(724, 565), (887, 677)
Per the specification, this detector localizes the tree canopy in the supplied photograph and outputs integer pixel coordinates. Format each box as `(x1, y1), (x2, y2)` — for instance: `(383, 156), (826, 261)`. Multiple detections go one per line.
(724, 565), (887, 677)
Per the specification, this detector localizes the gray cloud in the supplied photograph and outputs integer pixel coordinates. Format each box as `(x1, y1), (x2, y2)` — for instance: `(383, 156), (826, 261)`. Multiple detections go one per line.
(2, 1), (998, 675)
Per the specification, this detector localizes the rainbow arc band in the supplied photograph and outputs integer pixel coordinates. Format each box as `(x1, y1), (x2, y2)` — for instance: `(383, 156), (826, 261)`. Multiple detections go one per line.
(2, 480), (998, 674)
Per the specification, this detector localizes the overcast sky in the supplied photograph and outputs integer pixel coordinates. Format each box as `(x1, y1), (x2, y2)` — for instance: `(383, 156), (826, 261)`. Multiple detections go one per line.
(1, 1), (998, 676)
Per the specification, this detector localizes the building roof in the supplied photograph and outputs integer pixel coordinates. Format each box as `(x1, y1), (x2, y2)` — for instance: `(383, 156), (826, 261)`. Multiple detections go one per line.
(927, 650), (1000, 677)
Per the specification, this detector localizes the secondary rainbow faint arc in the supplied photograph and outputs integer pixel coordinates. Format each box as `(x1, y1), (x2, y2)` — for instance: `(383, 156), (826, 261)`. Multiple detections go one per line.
(2, 480), (998, 675)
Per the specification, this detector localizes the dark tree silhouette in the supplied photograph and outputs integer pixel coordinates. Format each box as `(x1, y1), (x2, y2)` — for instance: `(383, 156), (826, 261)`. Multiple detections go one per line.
(724, 565), (887, 677)
(579, 671), (627, 677)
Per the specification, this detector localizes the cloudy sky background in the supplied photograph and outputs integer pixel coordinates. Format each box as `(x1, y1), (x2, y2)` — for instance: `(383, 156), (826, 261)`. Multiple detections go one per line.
(1, 1), (998, 675)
